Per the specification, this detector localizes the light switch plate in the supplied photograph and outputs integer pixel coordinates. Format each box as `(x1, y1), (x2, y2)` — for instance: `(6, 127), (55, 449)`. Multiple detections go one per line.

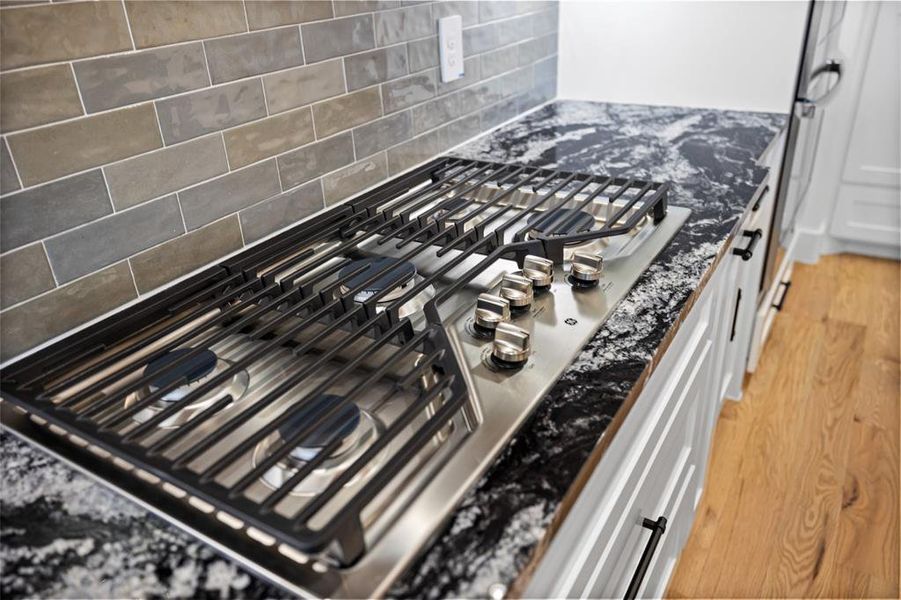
(438, 15), (464, 83)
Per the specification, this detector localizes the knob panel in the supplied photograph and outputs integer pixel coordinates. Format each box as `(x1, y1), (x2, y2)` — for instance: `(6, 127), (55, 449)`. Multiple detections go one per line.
(474, 293), (510, 330)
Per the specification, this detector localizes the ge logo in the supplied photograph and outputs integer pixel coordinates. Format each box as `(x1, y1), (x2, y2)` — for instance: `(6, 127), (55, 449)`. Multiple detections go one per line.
(564, 318), (577, 326)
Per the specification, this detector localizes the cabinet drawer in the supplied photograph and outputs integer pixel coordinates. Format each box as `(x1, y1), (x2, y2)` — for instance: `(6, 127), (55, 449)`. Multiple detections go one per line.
(595, 338), (712, 599)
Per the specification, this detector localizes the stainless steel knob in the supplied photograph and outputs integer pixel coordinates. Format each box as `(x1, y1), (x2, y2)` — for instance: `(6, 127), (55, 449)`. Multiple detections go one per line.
(474, 293), (510, 330)
(499, 273), (534, 308)
(492, 322), (531, 366)
(521, 255), (554, 288)
(569, 252), (603, 286)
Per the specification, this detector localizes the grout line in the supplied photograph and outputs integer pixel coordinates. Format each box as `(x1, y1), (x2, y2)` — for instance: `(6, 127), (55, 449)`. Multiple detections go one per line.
(100, 168), (116, 212)
(260, 80), (271, 117)
(175, 192), (189, 233)
(297, 24), (306, 65)
(126, 260), (141, 297)
(340, 57), (349, 94)
(236, 215), (247, 246)
(69, 63), (88, 115)
(200, 42), (214, 87)
(121, 0), (137, 51)
(40, 240), (60, 287)
(151, 102), (167, 146)
(221, 133), (232, 171)
(3, 137), (24, 190)
(241, 0), (251, 32)
(274, 158), (284, 192)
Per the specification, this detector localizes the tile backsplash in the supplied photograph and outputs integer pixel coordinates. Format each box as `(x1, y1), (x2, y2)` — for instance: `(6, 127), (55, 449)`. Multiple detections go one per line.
(0, 0), (558, 361)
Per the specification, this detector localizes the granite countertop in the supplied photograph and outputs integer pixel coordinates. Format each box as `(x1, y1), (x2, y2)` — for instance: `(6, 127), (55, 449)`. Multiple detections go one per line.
(0, 101), (785, 599)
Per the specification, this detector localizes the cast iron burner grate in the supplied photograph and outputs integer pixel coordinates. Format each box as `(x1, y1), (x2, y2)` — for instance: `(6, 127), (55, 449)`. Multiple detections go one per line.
(0, 157), (669, 573)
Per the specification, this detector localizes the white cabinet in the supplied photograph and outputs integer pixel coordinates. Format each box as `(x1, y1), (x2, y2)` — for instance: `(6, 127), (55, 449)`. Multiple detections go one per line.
(525, 210), (761, 598)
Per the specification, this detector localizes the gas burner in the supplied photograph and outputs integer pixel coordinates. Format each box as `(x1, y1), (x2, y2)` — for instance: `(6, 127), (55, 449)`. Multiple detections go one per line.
(124, 348), (249, 429)
(337, 256), (435, 319)
(254, 394), (384, 497)
(431, 196), (489, 231)
(527, 208), (596, 240)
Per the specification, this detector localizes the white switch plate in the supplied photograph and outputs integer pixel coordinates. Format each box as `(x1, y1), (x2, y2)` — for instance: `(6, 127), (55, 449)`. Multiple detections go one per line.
(438, 15), (464, 83)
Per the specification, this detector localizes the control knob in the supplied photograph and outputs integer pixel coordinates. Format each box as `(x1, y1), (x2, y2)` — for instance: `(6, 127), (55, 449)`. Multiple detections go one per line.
(521, 255), (554, 289)
(569, 252), (603, 287)
(474, 293), (510, 331)
(499, 273), (534, 308)
(491, 322), (531, 367)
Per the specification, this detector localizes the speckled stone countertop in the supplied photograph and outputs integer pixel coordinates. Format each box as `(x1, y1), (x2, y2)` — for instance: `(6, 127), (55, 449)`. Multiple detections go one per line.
(0, 101), (785, 599)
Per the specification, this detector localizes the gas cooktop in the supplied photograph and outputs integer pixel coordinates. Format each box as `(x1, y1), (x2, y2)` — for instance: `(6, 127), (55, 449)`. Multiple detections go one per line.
(0, 157), (689, 598)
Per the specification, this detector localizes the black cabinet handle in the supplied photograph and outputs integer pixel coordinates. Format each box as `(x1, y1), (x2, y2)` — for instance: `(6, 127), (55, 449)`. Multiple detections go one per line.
(624, 516), (668, 600)
(732, 228), (763, 261)
(729, 288), (742, 342)
(751, 185), (769, 212)
(772, 280), (792, 311)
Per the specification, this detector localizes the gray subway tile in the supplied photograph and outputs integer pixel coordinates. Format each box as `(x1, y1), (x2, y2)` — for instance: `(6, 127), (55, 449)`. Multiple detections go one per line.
(410, 91), (464, 133)
(1, 141), (20, 195)
(0, 243), (55, 309)
(0, 170), (112, 253)
(301, 15), (375, 63)
(156, 80), (267, 145)
(407, 36), (438, 72)
(125, 1), (246, 49)
(263, 60), (345, 114)
(433, 1), (479, 27)
(387, 128), (444, 174)
(481, 45), (519, 78)
(44, 195), (184, 283)
(0, 2), (131, 70)
(353, 111), (413, 158)
(382, 70), (436, 113)
(499, 14), (534, 46)
(463, 22), (500, 55)
(443, 112), (480, 147)
(374, 4), (432, 46)
(322, 153), (388, 205)
(334, 1), (401, 17)
(223, 107), (315, 169)
(459, 76), (506, 112)
(245, 1), (334, 29)
(7, 104), (162, 187)
(73, 44), (209, 113)
(104, 134), (229, 211)
(534, 55), (557, 88)
(0, 262), (136, 362)
(532, 6), (559, 36)
(239, 180), (324, 243)
(344, 45), (408, 91)
(480, 0), (518, 22)
(0, 65), (83, 132)
(205, 28), (304, 84)
(312, 87), (382, 137)
(277, 133), (354, 189)
(179, 160), (282, 231)
(130, 216), (243, 293)
(480, 96), (520, 130)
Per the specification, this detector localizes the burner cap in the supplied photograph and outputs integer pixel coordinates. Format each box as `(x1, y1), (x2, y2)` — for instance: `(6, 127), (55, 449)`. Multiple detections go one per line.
(339, 257), (416, 298)
(279, 394), (361, 453)
(145, 348), (217, 392)
(528, 208), (595, 237)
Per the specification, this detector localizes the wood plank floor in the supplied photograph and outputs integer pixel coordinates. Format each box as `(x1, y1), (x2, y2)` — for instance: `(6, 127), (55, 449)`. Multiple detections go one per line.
(667, 254), (900, 599)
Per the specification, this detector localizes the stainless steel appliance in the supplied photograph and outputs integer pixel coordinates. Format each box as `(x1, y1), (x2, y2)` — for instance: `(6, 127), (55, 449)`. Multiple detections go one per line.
(763, 0), (847, 298)
(0, 157), (689, 598)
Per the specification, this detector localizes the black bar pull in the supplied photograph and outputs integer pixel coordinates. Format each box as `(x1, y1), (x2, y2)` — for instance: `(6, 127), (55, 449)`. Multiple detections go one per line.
(732, 228), (763, 261)
(772, 280), (793, 311)
(751, 185), (769, 212)
(729, 288), (742, 342)
(624, 515), (668, 600)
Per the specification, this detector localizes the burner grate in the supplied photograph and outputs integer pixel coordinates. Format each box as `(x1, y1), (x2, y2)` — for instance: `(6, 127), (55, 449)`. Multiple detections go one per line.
(0, 157), (669, 570)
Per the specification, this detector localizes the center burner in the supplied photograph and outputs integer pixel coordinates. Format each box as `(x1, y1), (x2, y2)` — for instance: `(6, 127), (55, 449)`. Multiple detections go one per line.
(253, 394), (383, 497)
(337, 256), (435, 318)
(125, 347), (249, 429)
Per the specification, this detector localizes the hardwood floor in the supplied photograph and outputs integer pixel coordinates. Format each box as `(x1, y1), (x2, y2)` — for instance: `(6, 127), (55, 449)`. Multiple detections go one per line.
(667, 254), (900, 599)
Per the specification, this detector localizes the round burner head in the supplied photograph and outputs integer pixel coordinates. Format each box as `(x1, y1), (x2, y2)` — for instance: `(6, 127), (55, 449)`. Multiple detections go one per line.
(528, 208), (595, 237)
(279, 394), (361, 457)
(145, 348), (217, 395)
(339, 257), (416, 300)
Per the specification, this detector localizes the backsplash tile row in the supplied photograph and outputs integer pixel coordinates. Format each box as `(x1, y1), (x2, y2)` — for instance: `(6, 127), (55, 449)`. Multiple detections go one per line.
(0, 0), (558, 360)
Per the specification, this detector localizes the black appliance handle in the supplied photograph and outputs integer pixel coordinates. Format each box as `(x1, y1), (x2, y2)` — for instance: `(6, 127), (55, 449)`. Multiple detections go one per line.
(799, 57), (844, 114)
(624, 516), (668, 600)
(732, 229), (763, 261)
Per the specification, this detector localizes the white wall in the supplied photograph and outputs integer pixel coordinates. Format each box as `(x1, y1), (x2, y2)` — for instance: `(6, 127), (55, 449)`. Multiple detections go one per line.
(558, 1), (809, 113)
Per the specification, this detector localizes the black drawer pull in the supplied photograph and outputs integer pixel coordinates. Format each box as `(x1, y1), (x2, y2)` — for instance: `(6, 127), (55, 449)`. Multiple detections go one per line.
(624, 516), (668, 600)
(751, 185), (770, 212)
(772, 280), (792, 311)
(732, 228), (763, 261)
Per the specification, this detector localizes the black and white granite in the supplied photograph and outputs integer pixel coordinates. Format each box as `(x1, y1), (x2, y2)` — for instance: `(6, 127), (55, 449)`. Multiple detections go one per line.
(0, 101), (785, 599)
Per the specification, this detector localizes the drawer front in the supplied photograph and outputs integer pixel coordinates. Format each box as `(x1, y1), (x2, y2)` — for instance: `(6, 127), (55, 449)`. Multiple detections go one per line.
(526, 279), (717, 598)
(595, 338), (712, 599)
